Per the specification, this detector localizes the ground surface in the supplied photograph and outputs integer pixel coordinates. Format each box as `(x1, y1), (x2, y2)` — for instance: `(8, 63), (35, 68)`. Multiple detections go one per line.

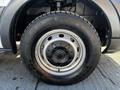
(0, 51), (120, 90)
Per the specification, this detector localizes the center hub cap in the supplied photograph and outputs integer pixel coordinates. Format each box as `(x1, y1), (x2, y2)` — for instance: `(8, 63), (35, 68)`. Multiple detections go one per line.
(46, 41), (74, 67)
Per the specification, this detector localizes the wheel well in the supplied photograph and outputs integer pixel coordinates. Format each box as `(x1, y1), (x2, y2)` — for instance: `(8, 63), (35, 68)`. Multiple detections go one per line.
(11, 0), (111, 53)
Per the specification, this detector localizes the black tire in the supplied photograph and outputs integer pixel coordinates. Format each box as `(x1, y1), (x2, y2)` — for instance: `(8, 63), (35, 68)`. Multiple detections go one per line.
(21, 11), (101, 85)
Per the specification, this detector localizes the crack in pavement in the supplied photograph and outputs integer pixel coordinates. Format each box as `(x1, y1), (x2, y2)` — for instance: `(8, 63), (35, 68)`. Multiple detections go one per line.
(35, 80), (40, 90)
(97, 66), (116, 85)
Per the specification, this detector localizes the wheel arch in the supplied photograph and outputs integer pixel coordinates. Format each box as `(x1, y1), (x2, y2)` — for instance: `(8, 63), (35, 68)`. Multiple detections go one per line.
(0, 0), (120, 53)
(0, 0), (30, 53)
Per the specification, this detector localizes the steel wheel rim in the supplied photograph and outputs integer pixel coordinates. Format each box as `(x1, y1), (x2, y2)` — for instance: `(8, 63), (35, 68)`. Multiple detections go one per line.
(35, 29), (86, 76)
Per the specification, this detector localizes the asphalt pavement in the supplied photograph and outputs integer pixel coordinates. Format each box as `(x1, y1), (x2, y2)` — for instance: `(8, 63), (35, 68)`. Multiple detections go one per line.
(0, 51), (120, 90)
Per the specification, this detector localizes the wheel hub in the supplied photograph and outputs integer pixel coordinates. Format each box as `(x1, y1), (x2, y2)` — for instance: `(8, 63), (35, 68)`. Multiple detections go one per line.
(46, 41), (74, 67)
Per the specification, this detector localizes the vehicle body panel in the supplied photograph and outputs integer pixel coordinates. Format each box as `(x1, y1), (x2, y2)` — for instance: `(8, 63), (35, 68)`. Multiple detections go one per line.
(0, 0), (120, 52)
(109, 0), (120, 51)
(111, 0), (120, 17)
(0, 0), (29, 52)
(92, 0), (120, 38)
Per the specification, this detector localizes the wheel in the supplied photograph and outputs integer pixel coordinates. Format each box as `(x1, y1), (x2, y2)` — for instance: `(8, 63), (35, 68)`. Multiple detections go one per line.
(21, 11), (101, 85)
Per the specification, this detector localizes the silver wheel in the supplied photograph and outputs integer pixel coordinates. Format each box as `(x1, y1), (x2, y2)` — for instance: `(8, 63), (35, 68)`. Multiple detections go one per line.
(35, 29), (86, 76)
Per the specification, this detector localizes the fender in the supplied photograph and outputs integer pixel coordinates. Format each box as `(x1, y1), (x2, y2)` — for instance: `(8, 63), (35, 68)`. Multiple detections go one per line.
(0, 0), (30, 52)
(0, 0), (120, 52)
(91, 0), (120, 38)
